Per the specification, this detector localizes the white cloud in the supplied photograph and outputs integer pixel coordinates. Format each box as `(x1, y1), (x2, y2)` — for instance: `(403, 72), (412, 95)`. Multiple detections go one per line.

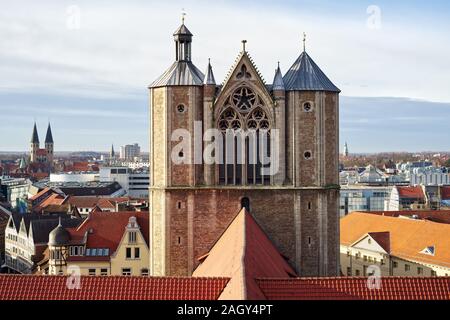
(0, 0), (449, 102)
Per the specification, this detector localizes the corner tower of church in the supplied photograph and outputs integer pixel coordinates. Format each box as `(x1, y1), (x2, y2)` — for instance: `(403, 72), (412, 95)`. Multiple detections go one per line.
(149, 22), (340, 277)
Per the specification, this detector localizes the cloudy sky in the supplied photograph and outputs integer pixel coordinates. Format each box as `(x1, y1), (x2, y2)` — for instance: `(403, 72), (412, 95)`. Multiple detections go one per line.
(0, 0), (449, 152)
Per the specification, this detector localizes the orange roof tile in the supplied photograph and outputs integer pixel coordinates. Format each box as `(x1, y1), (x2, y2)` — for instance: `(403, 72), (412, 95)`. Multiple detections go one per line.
(0, 275), (229, 300)
(341, 212), (450, 268)
(257, 277), (450, 300)
(365, 210), (450, 224)
(193, 208), (296, 300)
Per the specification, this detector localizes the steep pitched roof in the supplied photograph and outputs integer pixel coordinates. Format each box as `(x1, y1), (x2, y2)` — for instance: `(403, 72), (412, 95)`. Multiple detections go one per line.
(173, 23), (192, 36)
(341, 212), (450, 268)
(257, 277), (450, 300)
(0, 275), (229, 300)
(203, 59), (216, 85)
(368, 231), (391, 253)
(272, 63), (285, 90)
(221, 50), (268, 92)
(193, 208), (296, 300)
(283, 51), (340, 92)
(45, 123), (53, 144)
(31, 122), (39, 144)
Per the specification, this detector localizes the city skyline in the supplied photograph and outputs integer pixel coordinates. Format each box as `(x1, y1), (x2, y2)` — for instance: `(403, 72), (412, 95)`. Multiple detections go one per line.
(1, 0), (450, 152)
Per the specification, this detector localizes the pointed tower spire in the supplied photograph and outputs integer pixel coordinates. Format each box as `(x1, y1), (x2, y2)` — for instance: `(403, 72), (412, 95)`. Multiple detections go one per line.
(204, 58), (216, 85)
(45, 123), (54, 144)
(31, 122), (39, 144)
(110, 144), (115, 158)
(272, 61), (285, 91)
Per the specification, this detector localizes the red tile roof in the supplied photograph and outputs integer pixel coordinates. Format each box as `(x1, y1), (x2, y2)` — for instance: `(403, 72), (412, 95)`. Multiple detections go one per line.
(34, 193), (65, 212)
(368, 231), (391, 253)
(193, 208), (296, 300)
(66, 211), (149, 260)
(1, 275), (447, 300)
(0, 275), (229, 300)
(257, 277), (450, 300)
(397, 186), (425, 199)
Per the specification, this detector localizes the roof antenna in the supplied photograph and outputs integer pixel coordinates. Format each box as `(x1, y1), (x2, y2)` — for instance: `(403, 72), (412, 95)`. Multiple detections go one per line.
(303, 32), (306, 52)
(242, 39), (247, 52)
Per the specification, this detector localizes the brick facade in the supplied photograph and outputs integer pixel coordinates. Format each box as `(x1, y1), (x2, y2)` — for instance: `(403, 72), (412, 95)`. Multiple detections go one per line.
(149, 23), (340, 277)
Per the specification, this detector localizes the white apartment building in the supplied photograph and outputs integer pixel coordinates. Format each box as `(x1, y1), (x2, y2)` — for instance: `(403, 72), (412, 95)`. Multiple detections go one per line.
(99, 166), (149, 199)
(120, 143), (141, 160)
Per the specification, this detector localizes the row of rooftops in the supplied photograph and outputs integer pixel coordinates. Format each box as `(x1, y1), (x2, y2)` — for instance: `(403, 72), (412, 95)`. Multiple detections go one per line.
(1, 208), (449, 300)
(149, 22), (340, 92)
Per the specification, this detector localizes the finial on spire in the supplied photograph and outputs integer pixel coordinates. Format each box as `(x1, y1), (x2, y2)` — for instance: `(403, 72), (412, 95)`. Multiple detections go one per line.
(181, 8), (186, 24)
(303, 32), (306, 52)
(242, 40), (247, 52)
(277, 61), (280, 68)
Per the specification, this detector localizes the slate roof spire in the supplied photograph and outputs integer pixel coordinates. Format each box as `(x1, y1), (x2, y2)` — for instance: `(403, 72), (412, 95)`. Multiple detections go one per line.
(283, 41), (340, 92)
(31, 122), (39, 144)
(45, 123), (54, 144)
(272, 61), (285, 91)
(203, 58), (216, 85)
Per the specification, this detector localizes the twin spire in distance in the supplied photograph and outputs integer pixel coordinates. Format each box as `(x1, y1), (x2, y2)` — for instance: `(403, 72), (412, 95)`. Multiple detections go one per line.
(31, 122), (53, 144)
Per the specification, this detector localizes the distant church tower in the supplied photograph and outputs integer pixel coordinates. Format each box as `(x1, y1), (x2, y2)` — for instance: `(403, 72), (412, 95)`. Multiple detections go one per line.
(343, 141), (349, 157)
(30, 122), (54, 164)
(149, 22), (340, 277)
(30, 122), (40, 163)
(45, 123), (54, 163)
(110, 144), (115, 159)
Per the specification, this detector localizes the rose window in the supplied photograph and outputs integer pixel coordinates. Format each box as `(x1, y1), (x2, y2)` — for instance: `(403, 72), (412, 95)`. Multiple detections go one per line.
(232, 87), (256, 112)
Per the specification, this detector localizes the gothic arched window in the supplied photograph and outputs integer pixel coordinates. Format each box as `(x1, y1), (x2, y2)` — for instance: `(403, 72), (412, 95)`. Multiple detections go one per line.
(217, 86), (272, 186)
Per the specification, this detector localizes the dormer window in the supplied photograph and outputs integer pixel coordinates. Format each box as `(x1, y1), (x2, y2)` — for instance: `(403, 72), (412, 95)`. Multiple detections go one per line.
(420, 245), (435, 256)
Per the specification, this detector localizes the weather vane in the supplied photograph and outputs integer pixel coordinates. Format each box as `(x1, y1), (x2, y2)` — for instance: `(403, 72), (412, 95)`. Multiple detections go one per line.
(181, 8), (186, 24)
(303, 32), (306, 52)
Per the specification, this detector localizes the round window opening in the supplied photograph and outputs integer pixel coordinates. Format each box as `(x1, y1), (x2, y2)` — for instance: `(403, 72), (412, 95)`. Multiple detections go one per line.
(304, 151), (312, 160)
(177, 104), (186, 113)
(303, 102), (312, 112)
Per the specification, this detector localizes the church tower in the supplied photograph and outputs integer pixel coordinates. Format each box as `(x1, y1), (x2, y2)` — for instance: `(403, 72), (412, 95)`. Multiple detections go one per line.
(30, 122), (40, 163)
(149, 22), (340, 277)
(45, 123), (54, 164)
